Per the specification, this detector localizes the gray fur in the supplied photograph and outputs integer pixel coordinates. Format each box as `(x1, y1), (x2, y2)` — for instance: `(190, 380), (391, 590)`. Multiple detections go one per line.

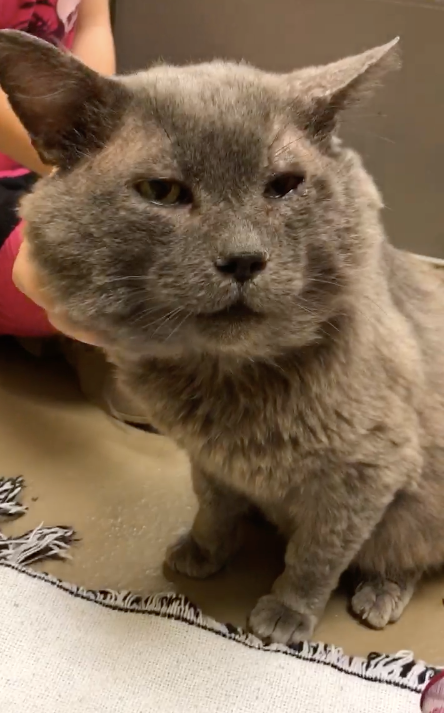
(1, 31), (443, 643)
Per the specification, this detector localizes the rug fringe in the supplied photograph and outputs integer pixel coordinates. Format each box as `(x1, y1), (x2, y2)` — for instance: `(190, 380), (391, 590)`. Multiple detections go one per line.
(0, 476), (440, 691)
(0, 525), (75, 565)
(6, 564), (438, 693)
(0, 476), (75, 565)
(0, 476), (27, 517)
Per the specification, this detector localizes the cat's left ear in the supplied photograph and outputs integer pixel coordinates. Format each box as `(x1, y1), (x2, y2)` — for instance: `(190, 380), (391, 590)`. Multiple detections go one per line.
(0, 30), (129, 169)
(287, 39), (400, 142)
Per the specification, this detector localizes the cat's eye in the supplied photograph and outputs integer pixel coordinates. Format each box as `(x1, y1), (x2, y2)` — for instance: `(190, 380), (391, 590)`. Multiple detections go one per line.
(264, 173), (305, 199)
(134, 179), (193, 206)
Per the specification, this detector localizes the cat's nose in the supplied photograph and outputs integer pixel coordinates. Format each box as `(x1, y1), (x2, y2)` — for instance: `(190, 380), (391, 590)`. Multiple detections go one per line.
(215, 252), (268, 283)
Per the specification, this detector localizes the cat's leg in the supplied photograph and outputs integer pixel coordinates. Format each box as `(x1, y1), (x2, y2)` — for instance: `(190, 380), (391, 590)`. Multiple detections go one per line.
(351, 573), (419, 629)
(350, 486), (435, 628)
(248, 463), (411, 645)
(248, 531), (335, 643)
(165, 466), (249, 579)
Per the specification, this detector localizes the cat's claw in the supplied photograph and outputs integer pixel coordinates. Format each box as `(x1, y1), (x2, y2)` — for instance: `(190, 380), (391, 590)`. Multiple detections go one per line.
(249, 595), (316, 645)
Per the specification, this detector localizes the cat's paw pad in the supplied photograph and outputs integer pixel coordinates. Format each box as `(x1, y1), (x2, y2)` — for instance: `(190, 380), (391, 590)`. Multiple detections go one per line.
(165, 532), (224, 579)
(249, 595), (316, 645)
(351, 580), (409, 629)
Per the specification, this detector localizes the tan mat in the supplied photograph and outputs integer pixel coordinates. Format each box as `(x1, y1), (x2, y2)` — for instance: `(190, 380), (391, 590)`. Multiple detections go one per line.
(0, 339), (443, 664)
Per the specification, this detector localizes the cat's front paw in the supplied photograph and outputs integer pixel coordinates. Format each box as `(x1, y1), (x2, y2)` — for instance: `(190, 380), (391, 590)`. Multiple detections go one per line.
(249, 595), (317, 645)
(351, 578), (415, 629)
(165, 532), (226, 579)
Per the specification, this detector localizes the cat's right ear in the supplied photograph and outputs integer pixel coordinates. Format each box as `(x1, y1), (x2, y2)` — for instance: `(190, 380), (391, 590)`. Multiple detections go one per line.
(287, 39), (400, 143)
(0, 30), (128, 170)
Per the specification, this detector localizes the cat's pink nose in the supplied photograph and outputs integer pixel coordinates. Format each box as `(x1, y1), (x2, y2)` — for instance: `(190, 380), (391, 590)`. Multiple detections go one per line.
(215, 252), (268, 284)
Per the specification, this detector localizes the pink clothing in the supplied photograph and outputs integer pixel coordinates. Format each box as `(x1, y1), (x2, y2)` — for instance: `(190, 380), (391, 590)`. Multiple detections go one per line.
(0, 221), (52, 336)
(0, 0), (81, 336)
(0, 0), (80, 174)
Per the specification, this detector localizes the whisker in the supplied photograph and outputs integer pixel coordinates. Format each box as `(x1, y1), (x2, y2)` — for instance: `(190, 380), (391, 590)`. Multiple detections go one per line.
(306, 277), (392, 324)
(106, 276), (148, 284)
(165, 311), (191, 342)
(128, 304), (166, 326)
(151, 307), (183, 334)
(152, 307), (185, 336)
(274, 137), (302, 158)
(346, 127), (396, 145)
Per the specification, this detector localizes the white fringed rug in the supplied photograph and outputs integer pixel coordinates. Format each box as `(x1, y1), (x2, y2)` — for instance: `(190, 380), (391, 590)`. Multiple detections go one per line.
(0, 478), (440, 713)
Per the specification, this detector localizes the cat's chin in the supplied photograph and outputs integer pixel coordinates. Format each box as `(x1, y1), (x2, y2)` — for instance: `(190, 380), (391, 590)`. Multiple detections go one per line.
(192, 310), (267, 346)
(194, 307), (264, 336)
(105, 314), (324, 364)
(195, 300), (262, 322)
(106, 322), (272, 362)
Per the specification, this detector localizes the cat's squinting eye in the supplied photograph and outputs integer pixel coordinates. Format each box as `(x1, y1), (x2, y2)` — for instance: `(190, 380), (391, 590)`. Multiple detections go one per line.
(264, 173), (305, 199)
(134, 179), (193, 206)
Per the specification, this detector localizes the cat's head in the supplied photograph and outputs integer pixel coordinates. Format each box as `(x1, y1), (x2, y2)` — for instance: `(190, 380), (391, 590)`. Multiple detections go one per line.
(0, 31), (399, 359)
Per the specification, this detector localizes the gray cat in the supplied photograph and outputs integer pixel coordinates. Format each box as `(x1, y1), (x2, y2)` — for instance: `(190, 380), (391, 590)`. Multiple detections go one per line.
(1, 29), (443, 644)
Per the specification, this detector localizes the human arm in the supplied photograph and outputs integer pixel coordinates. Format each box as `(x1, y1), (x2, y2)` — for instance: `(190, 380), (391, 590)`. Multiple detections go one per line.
(0, 0), (115, 175)
(70, 0), (115, 76)
(0, 90), (51, 175)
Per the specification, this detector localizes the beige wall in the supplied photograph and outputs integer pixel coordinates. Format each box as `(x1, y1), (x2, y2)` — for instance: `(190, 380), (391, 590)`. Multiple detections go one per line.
(114, 0), (444, 257)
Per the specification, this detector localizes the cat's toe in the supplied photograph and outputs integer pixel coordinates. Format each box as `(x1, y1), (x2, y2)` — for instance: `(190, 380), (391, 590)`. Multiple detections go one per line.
(165, 532), (225, 579)
(351, 578), (413, 629)
(249, 595), (316, 645)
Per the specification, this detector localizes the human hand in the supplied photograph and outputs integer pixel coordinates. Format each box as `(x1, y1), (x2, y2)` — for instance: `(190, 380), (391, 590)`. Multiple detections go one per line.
(12, 235), (102, 346)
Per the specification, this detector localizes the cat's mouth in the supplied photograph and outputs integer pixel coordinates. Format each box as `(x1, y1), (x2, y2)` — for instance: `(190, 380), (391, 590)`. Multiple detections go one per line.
(196, 300), (263, 323)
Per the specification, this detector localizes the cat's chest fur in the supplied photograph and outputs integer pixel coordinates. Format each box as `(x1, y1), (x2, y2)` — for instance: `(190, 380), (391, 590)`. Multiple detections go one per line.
(117, 353), (371, 504)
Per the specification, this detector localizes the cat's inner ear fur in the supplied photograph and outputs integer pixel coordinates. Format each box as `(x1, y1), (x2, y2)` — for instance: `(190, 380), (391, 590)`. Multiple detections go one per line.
(288, 39), (400, 142)
(0, 30), (128, 169)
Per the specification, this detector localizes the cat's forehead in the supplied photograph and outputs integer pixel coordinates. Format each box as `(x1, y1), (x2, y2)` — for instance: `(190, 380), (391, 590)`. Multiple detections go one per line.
(126, 61), (277, 117)
(122, 61), (288, 149)
(114, 62), (314, 181)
